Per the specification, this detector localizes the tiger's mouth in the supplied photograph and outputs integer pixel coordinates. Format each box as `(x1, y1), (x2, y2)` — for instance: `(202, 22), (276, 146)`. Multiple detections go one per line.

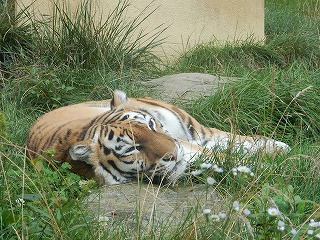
(143, 142), (187, 183)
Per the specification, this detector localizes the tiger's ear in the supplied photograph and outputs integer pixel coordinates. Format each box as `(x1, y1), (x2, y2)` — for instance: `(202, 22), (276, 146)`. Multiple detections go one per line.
(110, 90), (129, 109)
(69, 142), (91, 163)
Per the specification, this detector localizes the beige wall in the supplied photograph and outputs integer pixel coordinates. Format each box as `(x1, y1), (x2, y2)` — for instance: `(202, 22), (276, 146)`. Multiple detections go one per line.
(17, 0), (264, 60)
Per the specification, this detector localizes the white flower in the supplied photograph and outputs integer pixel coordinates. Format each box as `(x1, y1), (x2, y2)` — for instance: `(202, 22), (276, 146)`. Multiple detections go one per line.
(237, 166), (251, 173)
(203, 209), (212, 215)
(206, 177), (216, 185)
(267, 207), (280, 216)
(277, 220), (285, 231)
(78, 180), (88, 187)
(209, 214), (220, 221)
(232, 168), (238, 175)
(191, 169), (203, 176)
(315, 233), (320, 239)
(200, 162), (212, 169)
(243, 208), (251, 216)
(309, 219), (320, 227)
(233, 201), (240, 211)
(213, 164), (223, 173)
(290, 229), (297, 235)
(218, 212), (227, 219)
(16, 198), (25, 207)
(250, 172), (254, 176)
(307, 229), (314, 235)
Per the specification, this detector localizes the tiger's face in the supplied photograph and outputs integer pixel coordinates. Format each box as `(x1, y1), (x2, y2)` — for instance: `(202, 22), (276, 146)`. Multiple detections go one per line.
(69, 111), (185, 185)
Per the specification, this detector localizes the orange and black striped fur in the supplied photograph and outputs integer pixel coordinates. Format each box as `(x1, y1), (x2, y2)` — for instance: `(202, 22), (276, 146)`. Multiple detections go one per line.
(26, 90), (290, 185)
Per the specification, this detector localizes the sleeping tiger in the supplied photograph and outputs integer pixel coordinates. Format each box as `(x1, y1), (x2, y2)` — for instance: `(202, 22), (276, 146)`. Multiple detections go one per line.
(26, 90), (291, 185)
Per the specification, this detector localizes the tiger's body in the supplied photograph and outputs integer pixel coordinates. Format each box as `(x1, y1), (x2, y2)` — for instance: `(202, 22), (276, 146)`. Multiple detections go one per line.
(27, 90), (290, 185)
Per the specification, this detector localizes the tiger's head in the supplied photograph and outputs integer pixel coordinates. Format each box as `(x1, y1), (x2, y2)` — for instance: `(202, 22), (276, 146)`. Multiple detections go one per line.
(69, 110), (186, 185)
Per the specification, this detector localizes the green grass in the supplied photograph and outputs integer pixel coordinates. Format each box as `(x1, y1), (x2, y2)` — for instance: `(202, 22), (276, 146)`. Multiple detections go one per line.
(1, 0), (320, 239)
(32, 0), (165, 70)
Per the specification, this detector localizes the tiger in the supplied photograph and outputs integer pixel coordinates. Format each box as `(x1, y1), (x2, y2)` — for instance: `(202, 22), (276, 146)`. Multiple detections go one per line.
(26, 90), (291, 185)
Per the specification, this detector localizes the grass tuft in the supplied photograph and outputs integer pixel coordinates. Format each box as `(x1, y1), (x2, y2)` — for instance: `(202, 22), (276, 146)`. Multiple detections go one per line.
(188, 66), (320, 143)
(32, 0), (165, 70)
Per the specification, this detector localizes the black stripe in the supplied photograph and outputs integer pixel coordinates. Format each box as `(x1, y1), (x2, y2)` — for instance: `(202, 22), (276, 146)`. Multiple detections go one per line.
(103, 111), (123, 124)
(108, 129), (114, 140)
(111, 149), (121, 159)
(107, 160), (136, 175)
(202, 139), (209, 146)
(84, 125), (98, 141)
(110, 98), (115, 109)
(45, 122), (71, 148)
(98, 138), (103, 148)
(187, 117), (195, 138)
(172, 106), (188, 122)
(99, 163), (120, 182)
(120, 159), (136, 164)
(120, 114), (129, 121)
(79, 123), (92, 141)
(103, 146), (111, 155)
(66, 129), (72, 138)
(99, 125), (105, 139)
(90, 109), (117, 125)
(115, 145), (122, 151)
(107, 160), (125, 174)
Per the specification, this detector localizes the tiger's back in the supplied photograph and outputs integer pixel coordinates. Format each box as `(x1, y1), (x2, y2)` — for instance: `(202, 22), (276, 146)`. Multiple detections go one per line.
(26, 101), (112, 178)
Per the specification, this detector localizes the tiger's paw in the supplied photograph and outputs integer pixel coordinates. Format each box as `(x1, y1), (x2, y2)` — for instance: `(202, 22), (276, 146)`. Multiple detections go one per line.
(263, 139), (291, 155)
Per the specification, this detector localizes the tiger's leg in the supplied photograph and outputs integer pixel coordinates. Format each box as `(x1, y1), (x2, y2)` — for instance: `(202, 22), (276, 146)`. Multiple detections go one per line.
(167, 140), (218, 184)
(200, 128), (291, 155)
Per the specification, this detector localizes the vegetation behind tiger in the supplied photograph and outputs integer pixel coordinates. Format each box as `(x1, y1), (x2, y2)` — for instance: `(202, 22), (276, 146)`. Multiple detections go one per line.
(1, 0), (319, 239)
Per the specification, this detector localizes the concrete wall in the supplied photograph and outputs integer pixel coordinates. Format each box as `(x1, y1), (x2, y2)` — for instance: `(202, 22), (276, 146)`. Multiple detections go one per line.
(17, 0), (264, 60)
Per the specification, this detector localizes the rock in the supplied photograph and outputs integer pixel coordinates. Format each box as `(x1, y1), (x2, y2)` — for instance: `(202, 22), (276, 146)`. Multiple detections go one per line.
(143, 73), (238, 101)
(84, 183), (219, 226)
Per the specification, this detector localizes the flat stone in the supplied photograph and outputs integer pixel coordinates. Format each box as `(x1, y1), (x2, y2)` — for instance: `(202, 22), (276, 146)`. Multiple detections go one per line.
(143, 73), (238, 101)
(84, 183), (219, 226)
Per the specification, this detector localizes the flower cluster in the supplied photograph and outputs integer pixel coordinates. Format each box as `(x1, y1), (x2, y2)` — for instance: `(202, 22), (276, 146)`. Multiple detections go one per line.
(265, 207), (320, 237)
(191, 161), (223, 175)
(16, 198), (25, 207)
(203, 208), (227, 222)
(191, 161), (224, 185)
(307, 219), (320, 237)
(204, 201), (308, 237)
(232, 200), (250, 215)
(277, 220), (285, 231)
(232, 165), (254, 176)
